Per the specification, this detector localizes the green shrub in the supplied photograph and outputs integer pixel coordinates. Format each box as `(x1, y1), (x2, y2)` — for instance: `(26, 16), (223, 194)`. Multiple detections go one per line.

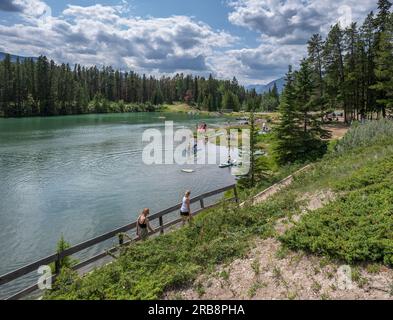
(335, 119), (393, 153)
(49, 235), (78, 273)
(280, 159), (393, 266)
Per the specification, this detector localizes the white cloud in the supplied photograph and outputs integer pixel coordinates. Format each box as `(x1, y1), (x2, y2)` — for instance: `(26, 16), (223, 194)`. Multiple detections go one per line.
(0, 0), (380, 84)
(224, 0), (377, 83)
(0, 2), (236, 76)
(228, 0), (377, 42)
(63, 4), (121, 23)
(209, 41), (307, 84)
(0, 0), (51, 19)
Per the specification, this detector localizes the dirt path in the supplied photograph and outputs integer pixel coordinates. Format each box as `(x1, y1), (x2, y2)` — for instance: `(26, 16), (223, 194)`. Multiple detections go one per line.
(323, 123), (350, 140)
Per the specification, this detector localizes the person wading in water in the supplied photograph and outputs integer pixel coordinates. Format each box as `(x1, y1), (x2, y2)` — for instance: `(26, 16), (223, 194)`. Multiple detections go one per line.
(136, 208), (154, 240)
(180, 190), (192, 226)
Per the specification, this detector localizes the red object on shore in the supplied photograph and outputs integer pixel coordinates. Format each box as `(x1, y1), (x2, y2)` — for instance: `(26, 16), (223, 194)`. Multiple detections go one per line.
(197, 123), (207, 133)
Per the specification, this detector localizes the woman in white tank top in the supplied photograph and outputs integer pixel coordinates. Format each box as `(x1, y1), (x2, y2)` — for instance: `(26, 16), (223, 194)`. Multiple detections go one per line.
(180, 190), (192, 226)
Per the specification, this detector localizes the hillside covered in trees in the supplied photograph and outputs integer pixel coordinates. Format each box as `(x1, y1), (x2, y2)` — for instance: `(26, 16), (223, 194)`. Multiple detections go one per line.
(0, 53), (270, 117)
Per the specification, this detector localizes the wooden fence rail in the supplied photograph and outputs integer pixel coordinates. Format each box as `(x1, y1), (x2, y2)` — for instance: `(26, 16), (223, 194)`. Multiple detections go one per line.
(0, 184), (238, 300)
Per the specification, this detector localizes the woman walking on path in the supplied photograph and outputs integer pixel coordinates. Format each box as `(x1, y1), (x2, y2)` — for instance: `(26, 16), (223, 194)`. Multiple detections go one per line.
(136, 208), (154, 241)
(180, 190), (192, 226)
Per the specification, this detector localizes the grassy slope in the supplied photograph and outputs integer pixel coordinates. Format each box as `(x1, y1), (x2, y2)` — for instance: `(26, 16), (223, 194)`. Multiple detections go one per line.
(162, 103), (195, 113)
(280, 121), (393, 265)
(46, 179), (301, 300)
(46, 120), (393, 300)
(161, 102), (212, 114)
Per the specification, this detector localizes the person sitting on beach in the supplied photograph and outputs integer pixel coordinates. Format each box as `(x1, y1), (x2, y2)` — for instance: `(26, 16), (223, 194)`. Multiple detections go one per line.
(136, 208), (154, 241)
(180, 190), (192, 226)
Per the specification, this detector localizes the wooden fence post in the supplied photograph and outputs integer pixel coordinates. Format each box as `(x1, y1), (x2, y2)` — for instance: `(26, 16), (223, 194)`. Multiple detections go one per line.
(159, 216), (164, 235)
(200, 198), (205, 209)
(234, 186), (239, 205)
(118, 233), (124, 246)
(54, 254), (60, 274)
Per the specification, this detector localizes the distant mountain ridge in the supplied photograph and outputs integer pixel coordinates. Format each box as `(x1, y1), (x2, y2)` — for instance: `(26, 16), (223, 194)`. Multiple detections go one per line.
(246, 77), (286, 94)
(0, 52), (38, 62)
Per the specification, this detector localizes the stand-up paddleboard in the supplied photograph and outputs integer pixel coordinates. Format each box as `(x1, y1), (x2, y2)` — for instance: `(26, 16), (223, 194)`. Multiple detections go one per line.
(219, 160), (237, 168)
(254, 150), (266, 156)
(205, 132), (225, 139)
(181, 169), (195, 173)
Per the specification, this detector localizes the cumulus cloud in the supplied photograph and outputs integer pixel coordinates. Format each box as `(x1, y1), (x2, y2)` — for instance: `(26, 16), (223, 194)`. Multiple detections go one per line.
(229, 0), (321, 42)
(0, 2), (235, 76)
(223, 0), (377, 83)
(0, 0), (50, 18)
(0, 0), (22, 12)
(0, 0), (379, 84)
(209, 41), (307, 84)
(228, 0), (376, 43)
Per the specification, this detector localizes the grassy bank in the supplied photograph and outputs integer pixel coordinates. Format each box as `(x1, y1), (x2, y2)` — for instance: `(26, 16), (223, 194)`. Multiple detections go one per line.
(45, 167), (301, 300)
(280, 120), (393, 266)
(161, 103), (198, 113)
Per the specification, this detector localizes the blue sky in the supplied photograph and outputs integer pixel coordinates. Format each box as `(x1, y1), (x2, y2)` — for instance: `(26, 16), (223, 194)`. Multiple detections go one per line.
(0, 0), (378, 84)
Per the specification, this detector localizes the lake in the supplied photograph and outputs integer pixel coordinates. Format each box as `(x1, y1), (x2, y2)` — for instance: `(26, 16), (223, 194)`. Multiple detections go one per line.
(0, 112), (236, 298)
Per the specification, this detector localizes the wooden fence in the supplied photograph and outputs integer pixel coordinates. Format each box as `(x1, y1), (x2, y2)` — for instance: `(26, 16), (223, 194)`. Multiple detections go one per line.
(242, 165), (311, 206)
(0, 184), (238, 300)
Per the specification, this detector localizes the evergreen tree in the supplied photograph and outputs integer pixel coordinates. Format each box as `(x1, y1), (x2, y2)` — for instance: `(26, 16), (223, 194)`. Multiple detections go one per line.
(371, 11), (393, 115)
(323, 24), (347, 121)
(222, 91), (240, 111)
(361, 12), (378, 117)
(270, 82), (280, 107)
(372, 0), (393, 117)
(238, 110), (268, 189)
(274, 66), (304, 165)
(274, 65), (328, 165)
(295, 59), (316, 133)
(36, 56), (51, 116)
(308, 34), (325, 99)
(1, 54), (12, 115)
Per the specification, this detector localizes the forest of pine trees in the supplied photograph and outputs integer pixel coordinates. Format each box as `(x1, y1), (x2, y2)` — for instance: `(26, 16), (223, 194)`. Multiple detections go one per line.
(304, 0), (393, 122)
(0, 54), (261, 117)
(274, 0), (393, 165)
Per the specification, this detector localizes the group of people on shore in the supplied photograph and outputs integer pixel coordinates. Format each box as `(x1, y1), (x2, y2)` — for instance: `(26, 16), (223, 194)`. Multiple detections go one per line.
(136, 190), (193, 241)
